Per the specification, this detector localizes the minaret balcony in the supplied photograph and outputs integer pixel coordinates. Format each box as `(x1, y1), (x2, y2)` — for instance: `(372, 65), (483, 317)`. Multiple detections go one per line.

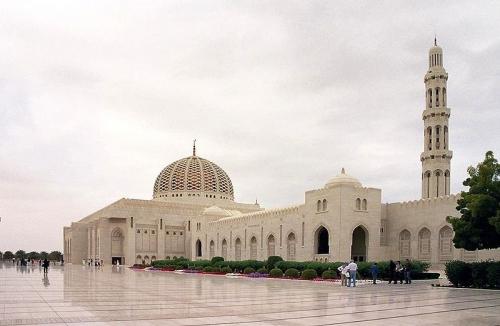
(420, 150), (453, 162)
(422, 107), (451, 119)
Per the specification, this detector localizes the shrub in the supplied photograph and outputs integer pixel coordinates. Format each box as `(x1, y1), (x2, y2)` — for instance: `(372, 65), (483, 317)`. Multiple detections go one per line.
(284, 268), (300, 278)
(301, 269), (318, 280)
(487, 262), (500, 288)
(322, 270), (336, 279)
(211, 256), (224, 264)
(221, 266), (233, 274)
(174, 265), (184, 270)
(243, 267), (256, 274)
(266, 256), (283, 270)
(470, 262), (489, 288)
(203, 266), (213, 273)
(445, 260), (472, 287)
(275, 261), (307, 272)
(412, 272), (440, 279)
(257, 267), (268, 274)
(269, 268), (283, 278)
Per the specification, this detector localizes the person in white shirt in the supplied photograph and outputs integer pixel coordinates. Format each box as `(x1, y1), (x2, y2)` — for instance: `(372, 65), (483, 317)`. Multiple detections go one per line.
(347, 260), (358, 287)
(338, 263), (348, 286)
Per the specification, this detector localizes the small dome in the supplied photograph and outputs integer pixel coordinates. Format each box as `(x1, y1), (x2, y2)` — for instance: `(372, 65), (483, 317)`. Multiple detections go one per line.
(153, 152), (234, 200)
(325, 168), (362, 188)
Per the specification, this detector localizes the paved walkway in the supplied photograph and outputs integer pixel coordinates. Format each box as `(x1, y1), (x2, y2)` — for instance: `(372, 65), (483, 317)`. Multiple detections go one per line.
(0, 262), (499, 325)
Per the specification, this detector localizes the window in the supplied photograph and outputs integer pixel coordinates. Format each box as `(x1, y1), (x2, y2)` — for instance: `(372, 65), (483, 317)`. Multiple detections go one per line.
(362, 199), (367, 210)
(322, 199), (327, 211)
(316, 200), (321, 212)
(356, 198), (361, 210)
(136, 230), (140, 234)
(130, 217), (134, 228)
(180, 232), (183, 236)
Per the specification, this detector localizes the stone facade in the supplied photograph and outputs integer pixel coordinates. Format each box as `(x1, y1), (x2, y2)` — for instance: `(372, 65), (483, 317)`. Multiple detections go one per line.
(63, 41), (500, 267)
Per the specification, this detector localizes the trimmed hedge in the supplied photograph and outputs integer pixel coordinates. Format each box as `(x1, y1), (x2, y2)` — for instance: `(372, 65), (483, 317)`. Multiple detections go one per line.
(301, 269), (318, 280)
(243, 267), (256, 274)
(266, 256), (284, 270)
(322, 270), (336, 279)
(269, 268), (283, 278)
(221, 266), (233, 273)
(257, 267), (268, 274)
(211, 256), (224, 264)
(446, 260), (500, 288)
(284, 268), (300, 278)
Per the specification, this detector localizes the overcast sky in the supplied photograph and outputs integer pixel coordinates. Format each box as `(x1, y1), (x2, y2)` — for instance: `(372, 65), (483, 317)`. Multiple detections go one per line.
(1, 1), (499, 253)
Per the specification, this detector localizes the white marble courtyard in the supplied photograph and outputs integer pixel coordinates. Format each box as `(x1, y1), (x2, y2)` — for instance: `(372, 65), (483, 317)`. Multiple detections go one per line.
(0, 263), (499, 326)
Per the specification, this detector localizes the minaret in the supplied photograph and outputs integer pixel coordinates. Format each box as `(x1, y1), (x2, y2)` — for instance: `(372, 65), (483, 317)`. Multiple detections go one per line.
(421, 38), (453, 198)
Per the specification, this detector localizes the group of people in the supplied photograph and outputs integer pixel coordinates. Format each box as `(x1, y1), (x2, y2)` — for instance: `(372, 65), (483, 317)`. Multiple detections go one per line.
(83, 258), (104, 267)
(337, 259), (413, 287)
(10, 258), (50, 273)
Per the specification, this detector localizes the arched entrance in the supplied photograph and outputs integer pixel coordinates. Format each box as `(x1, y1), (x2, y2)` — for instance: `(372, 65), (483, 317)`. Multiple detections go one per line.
(209, 240), (215, 259)
(235, 238), (242, 261)
(195, 239), (202, 258)
(267, 234), (275, 257)
(221, 239), (228, 260)
(250, 236), (257, 260)
(111, 228), (124, 265)
(351, 226), (367, 262)
(315, 226), (329, 254)
(286, 233), (296, 261)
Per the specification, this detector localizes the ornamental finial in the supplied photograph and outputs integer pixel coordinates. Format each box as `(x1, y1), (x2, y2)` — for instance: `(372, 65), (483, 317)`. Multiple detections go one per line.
(193, 139), (196, 156)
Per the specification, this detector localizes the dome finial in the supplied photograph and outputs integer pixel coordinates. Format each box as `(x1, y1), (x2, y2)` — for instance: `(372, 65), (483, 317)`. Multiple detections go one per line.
(192, 139), (196, 156)
(434, 35), (437, 46)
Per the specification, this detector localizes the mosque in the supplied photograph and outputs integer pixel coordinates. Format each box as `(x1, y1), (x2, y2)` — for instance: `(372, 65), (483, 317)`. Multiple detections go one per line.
(63, 41), (500, 267)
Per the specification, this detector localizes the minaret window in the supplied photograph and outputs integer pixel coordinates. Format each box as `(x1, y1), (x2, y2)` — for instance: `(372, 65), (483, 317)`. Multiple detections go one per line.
(427, 127), (432, 150)
(428, 89), (433, 108)
(443, 88), (447, 106)
(435, 88), (440, 107)
(435, 126), (441, 149)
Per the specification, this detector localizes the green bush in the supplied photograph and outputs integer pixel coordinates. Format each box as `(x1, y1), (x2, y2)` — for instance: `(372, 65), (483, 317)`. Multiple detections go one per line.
(221, 266), (233, 274)
(412, 272), (440, 279)
(203, 266), (213, 273)
(445, 260), (472, 287)
(470, 262), (489, 288)
(175, 265), (184, 270)
(284, 268), (300, 278)
(257, 267), (268, 274)
(487, 262), (500, 288)
(211, 256), (224, 264)
(243, 267), (256, 274)
(266, 256), (283, 270)
(275, 261), (307, 272)
(269, 268), (283, 278)
(322, 270), (336, 279)
(301, 269), (318, 280)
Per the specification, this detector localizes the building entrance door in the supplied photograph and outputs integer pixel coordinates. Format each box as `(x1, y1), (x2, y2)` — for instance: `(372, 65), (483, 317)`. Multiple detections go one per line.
(112, 257), (123, 265)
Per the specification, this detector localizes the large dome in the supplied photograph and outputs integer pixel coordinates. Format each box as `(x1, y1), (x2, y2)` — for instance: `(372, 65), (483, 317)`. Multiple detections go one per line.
(153, 153), (234, 201)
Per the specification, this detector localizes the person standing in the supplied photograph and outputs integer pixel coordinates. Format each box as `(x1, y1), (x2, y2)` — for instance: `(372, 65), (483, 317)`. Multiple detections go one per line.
(395, 261), (404, 284)
(404, 259), (412, 284)
(347, 260), (358, 287)
(370, 262), (379, 284)
(42, 259), (49, 274)
(337, 263), (347, 286)
(388, 260), (396, 284)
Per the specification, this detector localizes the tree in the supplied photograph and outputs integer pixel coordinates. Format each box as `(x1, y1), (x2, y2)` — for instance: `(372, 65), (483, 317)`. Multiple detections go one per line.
(0, 251), (2, 260)
(15, 250), (26, 259)
(447, 151), (500, 250)
(40, 251), (49, 260)
(3, 251), (14, 260)
(27, 251), (40, 260)
(48, 251), (62, 261)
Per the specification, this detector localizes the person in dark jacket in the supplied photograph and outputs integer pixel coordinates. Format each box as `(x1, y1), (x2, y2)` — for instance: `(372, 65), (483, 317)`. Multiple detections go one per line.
(404, 259), (412, 284)
(42, 259), (49, 274)
(388, 260), (396, 284)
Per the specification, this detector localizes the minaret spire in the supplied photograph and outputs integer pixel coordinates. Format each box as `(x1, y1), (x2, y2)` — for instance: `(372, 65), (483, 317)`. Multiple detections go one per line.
(192, 139), (196, 156)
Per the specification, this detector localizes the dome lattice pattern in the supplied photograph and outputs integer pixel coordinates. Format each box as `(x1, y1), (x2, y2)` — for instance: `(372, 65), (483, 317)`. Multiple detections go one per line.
(153, 156), (234, 200)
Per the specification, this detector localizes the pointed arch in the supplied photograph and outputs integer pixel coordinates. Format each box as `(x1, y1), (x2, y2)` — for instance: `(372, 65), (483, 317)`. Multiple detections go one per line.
(221, 239), (228, 260)
(195, 239), (202, 257)
(399, 229), (411, 260)
(351, 225), (368, 262)
(439, 226), (453, 262)
(267, 234), (276, 257)
(418, 227), (431, 261)
(286, 232), (296, 261)
(209, 240), (215, 259)
(234, 238), (242, 261)
(314, 225), (329, 254)
(250, 236), (258, 260)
